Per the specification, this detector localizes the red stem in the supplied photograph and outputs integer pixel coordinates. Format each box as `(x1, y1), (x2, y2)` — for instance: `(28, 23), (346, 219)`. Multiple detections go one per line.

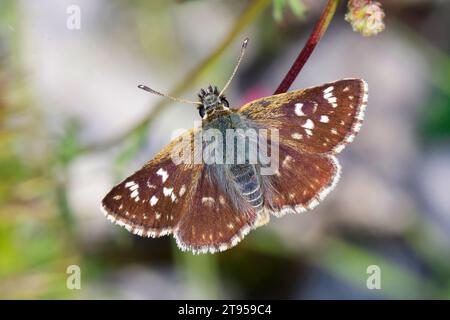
(274, 0), (341, 94)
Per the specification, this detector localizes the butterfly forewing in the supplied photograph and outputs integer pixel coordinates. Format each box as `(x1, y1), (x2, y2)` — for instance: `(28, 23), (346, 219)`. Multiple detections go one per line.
(102, 127), (257, 253)
(240, 79), (367, 154)
(101, 129), (202, 237)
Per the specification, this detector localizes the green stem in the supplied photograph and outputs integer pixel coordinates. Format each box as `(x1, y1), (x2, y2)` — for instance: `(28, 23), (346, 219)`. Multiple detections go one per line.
(175, 249), (221, 299)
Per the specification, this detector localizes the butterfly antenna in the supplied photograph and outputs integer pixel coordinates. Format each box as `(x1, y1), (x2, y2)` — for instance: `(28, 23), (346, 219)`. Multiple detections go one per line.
(219, 38), (249, 97)
(138, 85), (202, 106)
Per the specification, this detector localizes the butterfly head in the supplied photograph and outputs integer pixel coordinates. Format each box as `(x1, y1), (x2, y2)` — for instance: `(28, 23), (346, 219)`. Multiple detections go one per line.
(197, 85), (230, 119)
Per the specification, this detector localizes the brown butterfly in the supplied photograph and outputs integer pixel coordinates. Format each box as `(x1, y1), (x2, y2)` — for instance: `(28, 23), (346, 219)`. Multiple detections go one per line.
(101, 38), (368, 254)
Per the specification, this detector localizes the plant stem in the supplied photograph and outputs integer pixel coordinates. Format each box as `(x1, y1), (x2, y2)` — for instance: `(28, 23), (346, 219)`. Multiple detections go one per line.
(274, 0), (341, 94)
(80, 0), (271, 154)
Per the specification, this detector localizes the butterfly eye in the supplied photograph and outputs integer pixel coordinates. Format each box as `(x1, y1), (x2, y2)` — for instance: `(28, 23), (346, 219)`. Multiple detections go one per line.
(221, 98), (230, 108)
(198, 106), (205, 118)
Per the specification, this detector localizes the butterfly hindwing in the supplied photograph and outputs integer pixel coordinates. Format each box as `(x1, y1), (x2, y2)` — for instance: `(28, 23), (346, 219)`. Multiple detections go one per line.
(175, 168), (257, 254)
(265, 144), (341, 217)
(239, 79), (368, 154)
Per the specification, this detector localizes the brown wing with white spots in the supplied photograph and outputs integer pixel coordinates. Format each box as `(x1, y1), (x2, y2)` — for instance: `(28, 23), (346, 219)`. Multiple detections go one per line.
(101, 129), (202, 237)
(265, 144), (341, 217)
(174, 168), (257, 254)
(239, 79), (368, 154)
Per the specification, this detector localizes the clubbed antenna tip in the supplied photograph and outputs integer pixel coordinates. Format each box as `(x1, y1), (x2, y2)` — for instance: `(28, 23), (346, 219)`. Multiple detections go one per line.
(138, 85), (201, 106)
(219, 37), (250, 97)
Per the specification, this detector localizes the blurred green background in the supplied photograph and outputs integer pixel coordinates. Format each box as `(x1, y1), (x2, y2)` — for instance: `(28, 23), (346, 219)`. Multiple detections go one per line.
(1, 0), (450, 299)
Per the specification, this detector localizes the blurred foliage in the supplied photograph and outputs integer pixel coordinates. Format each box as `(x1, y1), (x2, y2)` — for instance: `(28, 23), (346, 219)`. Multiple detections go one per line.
(420, 87), (450, 144)
(0, 1), (79, 298)
(317, 240), (439, 299)
(0, 93), (80, 298)
(273, 0), (307, 22)
(56, 119), (82, 168)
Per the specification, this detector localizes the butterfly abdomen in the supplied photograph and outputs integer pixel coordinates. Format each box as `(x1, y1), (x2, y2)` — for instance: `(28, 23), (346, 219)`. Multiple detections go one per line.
(204, 112), (265, 212)
(229, 164), (263, 210)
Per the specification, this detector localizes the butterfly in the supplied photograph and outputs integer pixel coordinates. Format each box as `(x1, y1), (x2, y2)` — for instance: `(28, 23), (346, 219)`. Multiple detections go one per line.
(101, 38), (368, 254)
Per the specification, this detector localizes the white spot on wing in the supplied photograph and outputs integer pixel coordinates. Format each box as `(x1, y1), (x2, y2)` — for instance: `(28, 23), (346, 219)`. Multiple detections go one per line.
(163, 187), (173, 197)
(324, 92), (333, 99)
(179, 185), (186, 196)
(323, 85), (338, 108)
(320, 115), (329, 123)
(130, 190), (139, 198)
(302, 119), (314, 130)
(125, 181), (135, 188)
(294, 103), (305, 116)
(156, 168), (169, 183)
(324, 86), (334, 94)
(150, 195), (158, 206)
(282, 155), (293, 168)
(202, 197), (215, 205)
